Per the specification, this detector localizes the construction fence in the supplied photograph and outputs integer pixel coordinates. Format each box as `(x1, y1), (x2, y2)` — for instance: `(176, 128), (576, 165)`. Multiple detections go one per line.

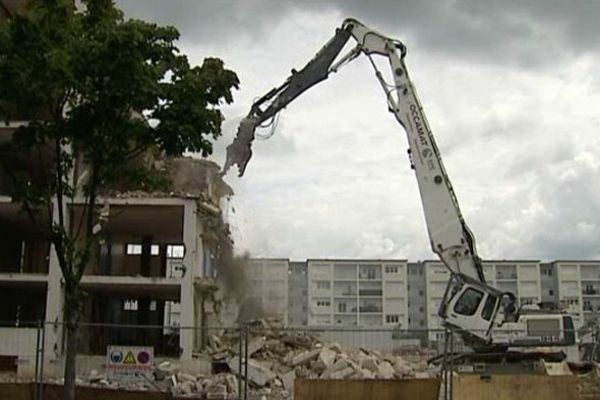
(0, 321), (584, 400)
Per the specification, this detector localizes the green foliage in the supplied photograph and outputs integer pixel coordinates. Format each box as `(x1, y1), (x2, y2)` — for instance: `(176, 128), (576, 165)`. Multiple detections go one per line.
(1, 2), (238, 397)
(0, 0), (239, 263)
(0, 0), (239, 384)
(1, 0), (239, 192)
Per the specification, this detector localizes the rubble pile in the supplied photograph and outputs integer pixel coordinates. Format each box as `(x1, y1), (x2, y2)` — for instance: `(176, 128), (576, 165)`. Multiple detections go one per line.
(0, 319), (437, 399)
(160, 318), (438, 398)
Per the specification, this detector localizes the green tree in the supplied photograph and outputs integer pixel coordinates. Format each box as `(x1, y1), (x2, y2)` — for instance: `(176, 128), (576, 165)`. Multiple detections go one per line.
(0, 1), (239, 399)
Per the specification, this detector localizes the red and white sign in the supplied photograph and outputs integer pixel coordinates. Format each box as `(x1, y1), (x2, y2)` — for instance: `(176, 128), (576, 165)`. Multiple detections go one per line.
(107, 345), (154, 382)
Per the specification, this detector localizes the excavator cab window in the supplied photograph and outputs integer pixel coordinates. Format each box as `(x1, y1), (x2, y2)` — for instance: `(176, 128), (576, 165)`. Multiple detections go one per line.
(454, 287), (484, 316)
(481, 294), (498, 321)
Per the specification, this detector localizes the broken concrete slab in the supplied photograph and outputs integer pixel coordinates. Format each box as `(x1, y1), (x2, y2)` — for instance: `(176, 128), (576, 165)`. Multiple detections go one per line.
(393, 360), (415, 377)
(227, 357), (276, 387)
(310, 359), (327, 375)
(376, 361), (395, 379)
(329, 342), (342, 353)
(224, 374), (239, 396)
(317, 348), (336, 367)
(280, 370), (295, 392)
(362, 368), (375, 379)
(330, 367), (355, 379)
(176, 372), (196, 383)
(241, 337), (266, 357)
(361, 357), (379, 374)
(292, 349), (320, 367)
(320, 359), (349, 379)
(180, 380), (195, 396)
(206, 382), (228, 400)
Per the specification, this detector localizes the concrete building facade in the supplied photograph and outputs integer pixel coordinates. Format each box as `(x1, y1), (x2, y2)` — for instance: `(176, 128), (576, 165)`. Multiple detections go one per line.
(407, 262), (427, 332)
(0, 113), (232, 365)
(552, 260), (600, 328)
(422, 260), (543, 341)
(481, 260), (542, 306)
(306, 259), (409, 328)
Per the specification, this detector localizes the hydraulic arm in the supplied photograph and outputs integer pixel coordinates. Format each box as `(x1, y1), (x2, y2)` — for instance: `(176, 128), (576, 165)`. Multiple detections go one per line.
(224, 18), (574, 348)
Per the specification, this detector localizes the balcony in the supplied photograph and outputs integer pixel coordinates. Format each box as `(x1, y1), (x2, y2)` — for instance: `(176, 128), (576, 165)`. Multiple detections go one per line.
(358, 264), (382, 280)
(358, 298), (382, 313)
(583, 286), (600, 296)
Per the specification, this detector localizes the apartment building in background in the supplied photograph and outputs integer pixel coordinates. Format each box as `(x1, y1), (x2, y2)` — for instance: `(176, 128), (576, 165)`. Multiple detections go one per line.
(407, 262), (427, 332)
(0, 146), (233, 365)
(552, 260), (600, 328)
(481, 260), (542, 306)
(249, 258), (598, 338)
(540, 263), (559, 309)
(422, 260), (543, 342)
(306, 259), (409, 328)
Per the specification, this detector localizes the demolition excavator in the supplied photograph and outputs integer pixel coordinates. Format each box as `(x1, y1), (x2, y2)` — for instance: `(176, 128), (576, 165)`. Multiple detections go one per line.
(223, 18), (575, 353)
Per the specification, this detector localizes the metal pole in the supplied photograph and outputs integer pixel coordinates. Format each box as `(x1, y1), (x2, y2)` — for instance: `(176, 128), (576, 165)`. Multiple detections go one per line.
(244, 325), (248, 400)
(442, 329), (449, 400)
(34, 320), (41, 400)
(449, 329), (454, 400)
(238, 326), (243, 400)
(39, 321), (45, 400)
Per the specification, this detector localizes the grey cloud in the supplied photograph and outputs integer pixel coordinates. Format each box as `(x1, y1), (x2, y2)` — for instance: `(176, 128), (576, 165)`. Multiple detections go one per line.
(470, 150), (600, 260)
(116, 0), (600, 69)
(115, 0), (299, 46)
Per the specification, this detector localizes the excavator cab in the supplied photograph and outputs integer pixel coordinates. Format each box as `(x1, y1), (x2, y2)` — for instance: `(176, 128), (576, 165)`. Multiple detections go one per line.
(440, 273), (577, 348)
(439, 274), (502, 343)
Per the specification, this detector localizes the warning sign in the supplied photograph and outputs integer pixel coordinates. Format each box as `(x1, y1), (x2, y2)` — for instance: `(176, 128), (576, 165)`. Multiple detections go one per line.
(107, 346), (154, 382)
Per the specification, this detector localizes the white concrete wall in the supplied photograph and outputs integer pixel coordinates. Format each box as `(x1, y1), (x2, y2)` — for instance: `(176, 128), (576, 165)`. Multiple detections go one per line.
(424, 261), (448, 341)
(381, 261), (408, 329)
(0, 327), (38, 376)
(555, 261), (585, 327)
(180, 200), (200, 359)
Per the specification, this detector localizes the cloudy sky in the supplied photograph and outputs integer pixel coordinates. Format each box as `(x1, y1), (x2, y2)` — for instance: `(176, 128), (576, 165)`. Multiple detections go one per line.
(117, 0), (600, 262)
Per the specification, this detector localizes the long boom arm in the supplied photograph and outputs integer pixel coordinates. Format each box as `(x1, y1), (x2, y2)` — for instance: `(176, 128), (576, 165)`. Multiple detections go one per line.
(223, 18), (565, 346)
(223, 18), (485, 284)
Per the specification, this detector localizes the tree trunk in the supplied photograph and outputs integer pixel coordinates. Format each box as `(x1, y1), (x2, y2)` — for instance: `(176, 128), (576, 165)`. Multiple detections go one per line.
(63, 292), (79, 400)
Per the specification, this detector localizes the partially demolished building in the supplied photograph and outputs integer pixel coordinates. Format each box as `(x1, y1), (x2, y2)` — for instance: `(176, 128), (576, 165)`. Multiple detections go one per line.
(0, 0), (237, 365)
(0, 117), (233, 362)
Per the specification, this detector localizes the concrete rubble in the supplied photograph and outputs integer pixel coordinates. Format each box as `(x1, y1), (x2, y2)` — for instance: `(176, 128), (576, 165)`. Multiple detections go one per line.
(144, 318), (438, 398)
(0, 318), (438, 398)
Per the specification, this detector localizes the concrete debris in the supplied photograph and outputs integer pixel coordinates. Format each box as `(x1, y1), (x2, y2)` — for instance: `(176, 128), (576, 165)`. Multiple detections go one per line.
(245, 337), (267, 357)
(206, 383), (228, 400)
(8, 319), (439, 399)
(329, 342), (343, 353)
(376, 361), (395, 379)
(330, 367), (355, 379)
(291, 349), (320, 367)
(317, 348), (336, 368)
(360, 356), (379, 373)
(280, 370), (295, 392)
(321, 359), (349, 379)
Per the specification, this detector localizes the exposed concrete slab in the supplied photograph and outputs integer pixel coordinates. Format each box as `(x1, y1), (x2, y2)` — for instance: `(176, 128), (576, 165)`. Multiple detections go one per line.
(292, 349), (320, 367)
